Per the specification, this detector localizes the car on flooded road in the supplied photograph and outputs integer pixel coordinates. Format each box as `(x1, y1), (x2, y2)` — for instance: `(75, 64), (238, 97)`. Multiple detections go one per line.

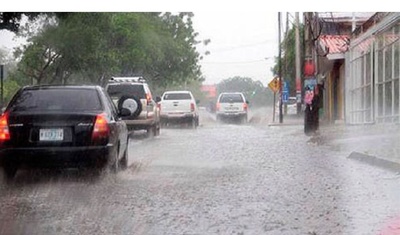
(105, 76), (161, 137)
(0, 85), (134, 181)
(216, 92), (249, 124)
(158, 90), (199, 128)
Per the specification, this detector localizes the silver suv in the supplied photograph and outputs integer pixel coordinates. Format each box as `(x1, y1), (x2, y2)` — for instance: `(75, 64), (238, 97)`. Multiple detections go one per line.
(216, 92), (249, 123)
(105, 77), (160, 136)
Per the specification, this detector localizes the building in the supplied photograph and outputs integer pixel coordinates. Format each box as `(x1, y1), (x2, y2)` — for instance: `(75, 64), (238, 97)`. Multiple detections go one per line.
(346, 12), (400, 124)
(200, 84), (217, 100)
(306, 12), (374, 124)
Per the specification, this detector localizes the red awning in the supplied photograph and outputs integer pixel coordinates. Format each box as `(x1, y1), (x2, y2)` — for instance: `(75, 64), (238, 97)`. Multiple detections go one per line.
(318, 35), (350, 60)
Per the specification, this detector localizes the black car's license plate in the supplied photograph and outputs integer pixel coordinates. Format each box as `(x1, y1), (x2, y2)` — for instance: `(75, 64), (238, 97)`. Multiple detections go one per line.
(39, 129), (64, 141)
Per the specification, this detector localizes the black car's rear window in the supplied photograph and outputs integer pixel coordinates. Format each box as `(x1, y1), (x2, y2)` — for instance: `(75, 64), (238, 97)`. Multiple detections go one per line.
(163, 93), (192, 100)
(106, 84), (145, 99)
(10, 88), (102, 112)
(219, 94), (244, 103)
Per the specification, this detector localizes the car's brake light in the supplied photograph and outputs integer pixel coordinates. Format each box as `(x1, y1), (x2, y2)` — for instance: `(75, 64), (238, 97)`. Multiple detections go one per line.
(216, 102), (221, 111)
(146, 93), (152, 105)
(190, 103), (195, 112)
(243, 103), (248, 111)
(0, 112), (10, 141)
(92, 113), (109, 140)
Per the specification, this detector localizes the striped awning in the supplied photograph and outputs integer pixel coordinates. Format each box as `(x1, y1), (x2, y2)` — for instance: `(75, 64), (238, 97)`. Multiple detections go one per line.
(318, 35), (350, 60)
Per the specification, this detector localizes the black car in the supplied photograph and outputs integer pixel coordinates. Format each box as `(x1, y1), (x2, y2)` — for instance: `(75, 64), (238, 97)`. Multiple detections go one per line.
(0, 85), (133, 180)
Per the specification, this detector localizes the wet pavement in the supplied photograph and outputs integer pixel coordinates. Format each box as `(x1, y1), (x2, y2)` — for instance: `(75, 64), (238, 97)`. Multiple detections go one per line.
(0, 108), (399, 235)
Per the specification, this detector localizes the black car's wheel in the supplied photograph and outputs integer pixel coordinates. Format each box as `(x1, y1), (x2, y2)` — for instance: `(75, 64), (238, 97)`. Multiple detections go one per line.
(119, 140), (128, 170)
(117, 95), (142, 118)
(3, 163), (18, 181)
(111, 144), (120, 173)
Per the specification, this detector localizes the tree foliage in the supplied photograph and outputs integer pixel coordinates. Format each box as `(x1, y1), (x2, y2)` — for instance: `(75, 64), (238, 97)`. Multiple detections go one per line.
(0, 12), (42, 33)
(9, 12), (204, 89)
(0, 48), (21, 104)
(217, 76), (274, 107)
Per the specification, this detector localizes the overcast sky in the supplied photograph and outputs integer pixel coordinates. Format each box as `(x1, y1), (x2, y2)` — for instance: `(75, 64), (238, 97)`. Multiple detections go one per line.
(192, 11), (279, 86)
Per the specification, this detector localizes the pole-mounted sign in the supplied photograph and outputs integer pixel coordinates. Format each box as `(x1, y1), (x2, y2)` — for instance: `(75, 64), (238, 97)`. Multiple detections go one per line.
(268, 77), (280, 93)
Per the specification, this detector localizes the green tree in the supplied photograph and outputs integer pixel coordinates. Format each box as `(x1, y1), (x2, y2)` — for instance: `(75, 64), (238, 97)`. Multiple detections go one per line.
(272, 23), (304, 96)
(217, 76), (274, 107)
(10, 12), (204, 89)
(0, 48), (21, 105)
(0, 12), (42, 33)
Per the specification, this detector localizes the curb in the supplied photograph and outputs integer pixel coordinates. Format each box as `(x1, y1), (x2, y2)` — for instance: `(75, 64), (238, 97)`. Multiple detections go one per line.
(268, 122), (304, 127)
(348, 151), (400, 172)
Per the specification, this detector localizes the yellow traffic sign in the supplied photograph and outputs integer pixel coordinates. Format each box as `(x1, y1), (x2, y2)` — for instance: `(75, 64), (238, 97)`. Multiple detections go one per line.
(268, 77), (280, 93)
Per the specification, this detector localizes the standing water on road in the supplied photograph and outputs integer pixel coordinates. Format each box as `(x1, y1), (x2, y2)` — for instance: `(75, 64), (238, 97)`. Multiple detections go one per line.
(1, 109), (399, 234)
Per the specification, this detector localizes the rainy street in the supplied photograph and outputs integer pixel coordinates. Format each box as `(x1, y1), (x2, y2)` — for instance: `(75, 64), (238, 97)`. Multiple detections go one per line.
(0, 109), (400, 235)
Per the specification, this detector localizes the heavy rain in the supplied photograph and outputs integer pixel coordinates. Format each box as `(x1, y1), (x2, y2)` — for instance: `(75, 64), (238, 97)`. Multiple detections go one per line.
(0, 10), (400, 235)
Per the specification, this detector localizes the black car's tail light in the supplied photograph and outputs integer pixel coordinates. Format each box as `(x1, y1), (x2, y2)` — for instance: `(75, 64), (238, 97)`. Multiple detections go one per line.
(0, 112), (10, 141)
(92, 113), (109, 143)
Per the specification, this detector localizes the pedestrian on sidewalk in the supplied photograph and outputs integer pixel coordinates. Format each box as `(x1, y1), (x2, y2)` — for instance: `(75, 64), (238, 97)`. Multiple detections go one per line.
(304, 84), (321, 135)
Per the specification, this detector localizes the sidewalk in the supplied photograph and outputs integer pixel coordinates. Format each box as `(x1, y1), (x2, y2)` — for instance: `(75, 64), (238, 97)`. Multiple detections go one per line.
(264, 114), (400, 170)
(319, 122), (400, 170)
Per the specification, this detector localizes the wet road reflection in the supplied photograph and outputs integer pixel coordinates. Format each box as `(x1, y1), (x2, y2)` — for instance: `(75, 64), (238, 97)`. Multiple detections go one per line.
(0, 109), (399, 234)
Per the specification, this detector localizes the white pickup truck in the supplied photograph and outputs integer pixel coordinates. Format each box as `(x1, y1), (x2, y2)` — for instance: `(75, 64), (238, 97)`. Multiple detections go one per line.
(158, 91), (199, 128)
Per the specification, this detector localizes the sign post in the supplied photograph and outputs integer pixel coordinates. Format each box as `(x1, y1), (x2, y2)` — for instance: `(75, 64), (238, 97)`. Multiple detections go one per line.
(268, 77), (281, 123)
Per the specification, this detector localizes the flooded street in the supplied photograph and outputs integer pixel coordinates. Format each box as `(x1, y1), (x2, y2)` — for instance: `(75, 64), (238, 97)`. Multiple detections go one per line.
(1, 110), (399, 235)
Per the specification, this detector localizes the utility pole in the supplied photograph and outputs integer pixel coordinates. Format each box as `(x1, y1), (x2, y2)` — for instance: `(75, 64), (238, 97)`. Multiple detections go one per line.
(284, 12), (289, 116)
(278, 12), (283, 123)
(295, 12), (302, 115)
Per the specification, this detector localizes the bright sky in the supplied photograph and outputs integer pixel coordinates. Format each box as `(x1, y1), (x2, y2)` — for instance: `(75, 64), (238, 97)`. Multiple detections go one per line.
(192, 11), (279, 86)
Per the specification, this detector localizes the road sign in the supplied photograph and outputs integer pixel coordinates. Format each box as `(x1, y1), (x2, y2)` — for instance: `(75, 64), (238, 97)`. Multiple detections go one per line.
(282, 81), (289, 103)
(283, 81), (289, 92)
(304, 78), (317, 89)
(282, 92), (289, 103)
(268, 77), (280, 93)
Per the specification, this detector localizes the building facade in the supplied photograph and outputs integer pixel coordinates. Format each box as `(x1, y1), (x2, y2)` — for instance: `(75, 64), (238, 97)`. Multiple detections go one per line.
(346, 13), (400, 124)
